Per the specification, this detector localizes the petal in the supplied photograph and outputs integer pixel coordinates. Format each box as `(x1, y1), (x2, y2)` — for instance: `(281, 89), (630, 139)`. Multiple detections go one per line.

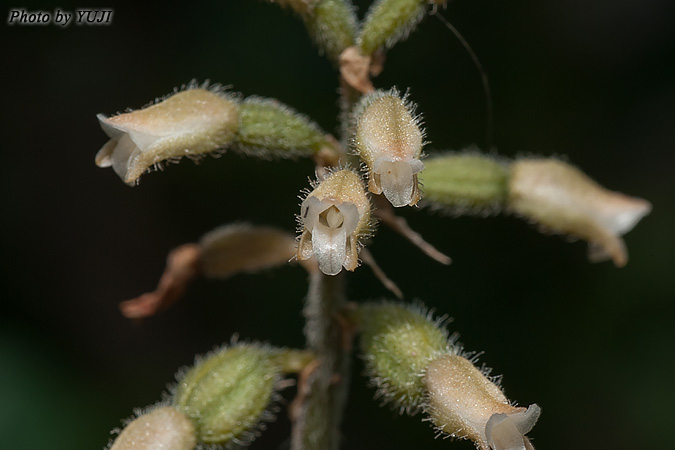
(297, 230), (314, 261)
(592, 193), (652, 236)
(335, 202), (360, 235)
(95, 139), (116, 168)
(111, 133), (142, 183)
(343, 236), (359, 271)
(374, 159), (423, 207)
(301, 196), (328, 232)
(486, 404), (541, 450)
(97, 113), (126, 140)
(311, 224), (348, 276)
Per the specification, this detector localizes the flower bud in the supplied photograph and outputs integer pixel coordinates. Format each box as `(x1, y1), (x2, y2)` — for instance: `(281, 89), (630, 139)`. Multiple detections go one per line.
(424, 354), (540, 450)
(297, 169), (371, 275)
(305, 0), (358, 62)
(118, 224), (299, 319)
(200, 223), (297, 278)
(352, 89), (424, 207)
(237, 97), (327, 157)
(172, 344), (281, 446)
(109, 407), (196, 450)
(508, 158), (651, 267)
(422, 152), (509, 215)
(358, 0), (442, 55)
(357, 302), (450, 414)
(270, 0), (357, 62)
(96, 86), (238, 185)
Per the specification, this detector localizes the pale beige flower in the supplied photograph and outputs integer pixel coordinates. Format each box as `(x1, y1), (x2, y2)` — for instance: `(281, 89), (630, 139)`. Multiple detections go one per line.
(353, 89), (424, 207)
(297, 169), (371, 275)
(424, 354), (540, 450)
(96, 87), (238, 185)
(508, 158), (652, 267)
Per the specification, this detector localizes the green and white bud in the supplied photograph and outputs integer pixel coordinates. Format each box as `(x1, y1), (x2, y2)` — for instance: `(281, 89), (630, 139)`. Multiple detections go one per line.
(357, 302), (450, 414)
(96, 84), (238, 185)
(109, 407), (196, 450)
(352, 89), (425, 207)
(297, 169), (372, 276)
(424, 355), (540, 450)
(422, 152), (510, 215)
(508, 158), (651, 267)
(172, 344), (282, 446)
(237, 96), (328, 157)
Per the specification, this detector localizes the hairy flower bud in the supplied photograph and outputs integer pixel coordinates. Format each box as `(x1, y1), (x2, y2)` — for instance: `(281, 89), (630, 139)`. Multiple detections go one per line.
(95, 86), (238, 185)
(352, 89), (424, 207)
(424, 354), (540, 450)
(270, 0), (357, 62)
(172, 344), (282, 446)
(297, 169), (371, 275)
(357, 302), (450, 414)
(200, 223), (297, 278)
(305, 0), (358, 62)
(358, 0), (445, 55)
(109, 407), (196, 450)
(508, 158), (652, 267)
(422, 152), (509, 215)
(237, 97), (327, 157)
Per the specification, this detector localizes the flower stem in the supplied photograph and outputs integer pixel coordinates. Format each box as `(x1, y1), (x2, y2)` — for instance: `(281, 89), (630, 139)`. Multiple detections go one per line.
(291, 271), (350, 450)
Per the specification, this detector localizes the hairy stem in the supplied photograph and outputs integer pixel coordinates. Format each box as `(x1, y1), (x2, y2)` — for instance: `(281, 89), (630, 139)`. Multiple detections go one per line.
(338, 76), (363, 149)
(291, 271), (350, 450)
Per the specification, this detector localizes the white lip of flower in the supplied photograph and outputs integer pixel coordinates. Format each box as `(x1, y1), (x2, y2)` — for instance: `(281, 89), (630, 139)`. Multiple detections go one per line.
(486, 405), (540, 450)
(300, 197), (360, 275)
(371, 157), (424, 207)
(297, 169), (371, 276)
(424, 354), (541, 450)
(95, 87), (238, 185)
(353, 89), (425, 207)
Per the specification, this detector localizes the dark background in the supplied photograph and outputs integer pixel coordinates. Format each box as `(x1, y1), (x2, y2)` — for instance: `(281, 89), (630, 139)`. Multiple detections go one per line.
(2, 1), (675, 449)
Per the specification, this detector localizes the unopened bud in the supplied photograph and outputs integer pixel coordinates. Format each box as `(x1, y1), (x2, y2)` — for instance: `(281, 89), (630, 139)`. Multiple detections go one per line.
(304, 0), (358, 62)
(357, 302), (450, 414)
(297, 169), (371, 275)
(424, 354), (540, 450)
(508, 158), (651, 267)
(173, 344), (281, 446)
(96, 86), (238, 185)
(109, 407), (196, 450)
(271, 0), (358, 62)
(237, 97), (327, 157)
(352, 89), (425, 207)
(358, 0), (441, 55)
(422, 152), (509, 215)
(200, 223), (297, 278)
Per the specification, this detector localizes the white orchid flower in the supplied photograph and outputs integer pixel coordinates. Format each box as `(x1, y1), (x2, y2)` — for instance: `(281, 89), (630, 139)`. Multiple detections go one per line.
(96, 87), (238, 185)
